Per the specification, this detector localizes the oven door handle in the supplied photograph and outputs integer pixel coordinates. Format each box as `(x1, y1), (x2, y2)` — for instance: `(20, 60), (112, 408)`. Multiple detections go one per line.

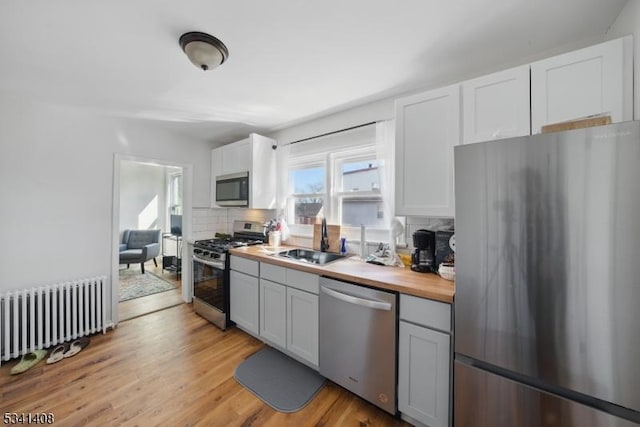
(193, 257), (225, 269)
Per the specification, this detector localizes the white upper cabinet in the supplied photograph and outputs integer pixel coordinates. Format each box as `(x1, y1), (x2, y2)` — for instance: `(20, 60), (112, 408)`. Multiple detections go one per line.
(462, 65), (531, 144)
(531, 36), (633, 134)
(211, 133), (276, 209)
(395, 85), (460, 217)
(220, 139), (251, 175)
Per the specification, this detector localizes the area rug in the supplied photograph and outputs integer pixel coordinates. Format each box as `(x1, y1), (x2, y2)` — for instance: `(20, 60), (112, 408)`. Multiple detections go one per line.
(234, 347), (325, 413)
(119, 268), (176, 302)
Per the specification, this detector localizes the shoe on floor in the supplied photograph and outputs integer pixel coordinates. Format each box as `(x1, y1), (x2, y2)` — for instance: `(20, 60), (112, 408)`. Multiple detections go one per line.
(63, 336), (90, 358)
(10, 350), (47, 375)
(46, 344), (68, 365)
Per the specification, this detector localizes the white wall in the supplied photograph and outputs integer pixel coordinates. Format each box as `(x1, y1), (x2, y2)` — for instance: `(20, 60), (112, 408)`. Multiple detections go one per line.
(119, 161), (168, 232)
(268, 97), (394, 146)
(0, 95), (213, 311)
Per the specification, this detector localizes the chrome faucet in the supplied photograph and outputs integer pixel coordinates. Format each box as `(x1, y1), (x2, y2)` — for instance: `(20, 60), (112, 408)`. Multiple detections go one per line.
(320, 218), (330, 252)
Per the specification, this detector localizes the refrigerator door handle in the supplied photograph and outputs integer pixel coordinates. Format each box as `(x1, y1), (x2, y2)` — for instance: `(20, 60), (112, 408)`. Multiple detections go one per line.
(321, 286), (392, 311)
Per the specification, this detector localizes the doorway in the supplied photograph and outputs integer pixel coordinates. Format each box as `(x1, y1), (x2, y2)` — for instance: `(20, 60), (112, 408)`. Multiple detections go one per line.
(111, 154), (193, 325)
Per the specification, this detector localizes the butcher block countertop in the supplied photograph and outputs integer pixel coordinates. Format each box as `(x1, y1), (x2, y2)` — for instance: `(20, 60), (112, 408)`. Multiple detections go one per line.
(229, 245), (455, 304)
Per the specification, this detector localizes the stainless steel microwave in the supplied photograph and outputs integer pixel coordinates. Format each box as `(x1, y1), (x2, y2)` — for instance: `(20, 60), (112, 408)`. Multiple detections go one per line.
(215, 172), (249, 206)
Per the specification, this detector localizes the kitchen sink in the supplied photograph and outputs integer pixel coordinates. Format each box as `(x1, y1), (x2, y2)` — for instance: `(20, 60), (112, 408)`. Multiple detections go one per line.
(275, 248), (347, 265)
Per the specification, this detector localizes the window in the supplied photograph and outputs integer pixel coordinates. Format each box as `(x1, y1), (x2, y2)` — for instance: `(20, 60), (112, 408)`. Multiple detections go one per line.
(283, 122), (404, 245)
(334, 153), (384, 228)
(169, 172), (183, 215)
(287, 150), (384, 229)
(285, 125), (391, 237)
(288, 164), (325, 225)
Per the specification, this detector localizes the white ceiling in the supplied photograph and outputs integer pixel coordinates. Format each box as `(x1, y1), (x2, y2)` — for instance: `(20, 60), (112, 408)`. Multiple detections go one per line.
(0, 0), (628, 143)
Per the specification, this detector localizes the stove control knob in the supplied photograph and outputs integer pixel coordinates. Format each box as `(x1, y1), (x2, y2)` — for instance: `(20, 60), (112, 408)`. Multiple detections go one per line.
(201, 251), (210, 257)
(194, 249), (202, 254)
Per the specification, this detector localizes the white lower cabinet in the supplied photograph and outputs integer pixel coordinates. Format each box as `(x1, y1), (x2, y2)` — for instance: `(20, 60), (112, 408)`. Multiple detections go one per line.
(229, 270), (259, 336)
(398, 294), (452, 427)
(260, 279), (286, 348)
(398, 321), (450, 427)
(258, 262), (320, 368)
(287, 287), (319, 366)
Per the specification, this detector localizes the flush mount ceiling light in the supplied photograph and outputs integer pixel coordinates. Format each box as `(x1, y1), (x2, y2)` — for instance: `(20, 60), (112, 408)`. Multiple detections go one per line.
(179, 31), (229, 71)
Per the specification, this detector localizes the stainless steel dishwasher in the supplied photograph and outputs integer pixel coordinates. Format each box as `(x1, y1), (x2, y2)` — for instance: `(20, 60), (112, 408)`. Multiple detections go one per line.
(319, 277), (397, 415)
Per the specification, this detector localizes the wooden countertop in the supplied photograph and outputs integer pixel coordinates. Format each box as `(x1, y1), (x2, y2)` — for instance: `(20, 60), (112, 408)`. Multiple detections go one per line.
(229, 245), (455, 304)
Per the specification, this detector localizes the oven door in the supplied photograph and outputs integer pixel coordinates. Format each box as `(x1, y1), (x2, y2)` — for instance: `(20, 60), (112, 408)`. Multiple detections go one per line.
(216, 172), (249, 206)
(192, 257), (228, 329)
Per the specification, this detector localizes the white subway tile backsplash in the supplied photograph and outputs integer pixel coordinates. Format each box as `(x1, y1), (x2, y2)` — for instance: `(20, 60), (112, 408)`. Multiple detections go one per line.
(192, 216), (208, 225)
(404, 216), (454, 249)
(193, 231), (213, 240)
(210, 208), (227, 217)
(190, 208), (276, 240)
(192, 209), (209, 217)
(192, 223), (207, 232)
(192, 211), (454, 255)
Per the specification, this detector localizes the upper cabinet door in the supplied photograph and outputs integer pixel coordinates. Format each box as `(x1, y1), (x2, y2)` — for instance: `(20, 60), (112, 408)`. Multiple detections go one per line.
(462, 65), (530, 144)
(395, 85), (460, 217)
(531, 36), (633, 134)
(221, 138), (251, 175)
(249, 134), (277, 210)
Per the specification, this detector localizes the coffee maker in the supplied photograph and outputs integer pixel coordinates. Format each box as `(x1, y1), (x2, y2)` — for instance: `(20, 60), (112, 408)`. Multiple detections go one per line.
(411, 229), (435, 273)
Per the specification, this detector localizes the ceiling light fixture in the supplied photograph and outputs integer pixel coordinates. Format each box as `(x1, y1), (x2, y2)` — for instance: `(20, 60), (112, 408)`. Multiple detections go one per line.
(179, 31), (229, 71)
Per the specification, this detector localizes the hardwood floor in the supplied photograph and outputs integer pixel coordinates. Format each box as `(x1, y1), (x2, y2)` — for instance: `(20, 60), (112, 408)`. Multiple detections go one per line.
(118, 260), (184, 321)
(1, 304), (410, 427)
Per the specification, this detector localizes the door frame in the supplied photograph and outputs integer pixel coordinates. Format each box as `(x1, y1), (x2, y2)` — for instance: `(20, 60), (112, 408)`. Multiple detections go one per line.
(111, 153), (194, 325)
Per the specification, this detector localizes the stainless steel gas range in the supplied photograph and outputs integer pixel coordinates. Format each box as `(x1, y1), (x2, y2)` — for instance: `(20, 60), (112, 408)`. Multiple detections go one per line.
(192, 220), (266, 329)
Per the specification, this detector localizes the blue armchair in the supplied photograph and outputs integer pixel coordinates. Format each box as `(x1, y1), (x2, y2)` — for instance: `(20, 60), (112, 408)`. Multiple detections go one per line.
(119, 229), (162, 274)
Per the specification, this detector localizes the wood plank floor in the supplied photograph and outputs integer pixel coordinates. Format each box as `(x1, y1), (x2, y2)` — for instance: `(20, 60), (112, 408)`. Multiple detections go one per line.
(1, 304), (410, 427)
(118, 260), (184, 321)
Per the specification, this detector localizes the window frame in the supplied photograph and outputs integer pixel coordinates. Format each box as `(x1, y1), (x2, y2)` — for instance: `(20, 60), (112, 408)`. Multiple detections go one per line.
(286, 156), (328, 235)
(169, 172), (183, 215)
(287, 145), (393, 238)
(331, 149), (383, 229)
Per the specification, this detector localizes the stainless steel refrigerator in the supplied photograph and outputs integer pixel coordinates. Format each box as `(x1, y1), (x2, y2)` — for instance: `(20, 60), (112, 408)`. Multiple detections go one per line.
(454, 120), (640, 426)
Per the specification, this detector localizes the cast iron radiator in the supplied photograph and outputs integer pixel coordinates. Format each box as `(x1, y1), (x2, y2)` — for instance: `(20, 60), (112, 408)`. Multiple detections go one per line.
(0, 276), (107, 365)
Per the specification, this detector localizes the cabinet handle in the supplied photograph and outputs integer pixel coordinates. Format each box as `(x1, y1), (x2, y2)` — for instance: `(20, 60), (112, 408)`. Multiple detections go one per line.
(321, 286), (392, 311)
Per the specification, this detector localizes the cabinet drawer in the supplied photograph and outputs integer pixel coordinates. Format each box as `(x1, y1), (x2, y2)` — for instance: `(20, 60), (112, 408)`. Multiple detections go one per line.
(400, 294), (451, 333)
(260, 262), (287, 284)
(286, 269), (319, 294)
(230, 256), (259, 277)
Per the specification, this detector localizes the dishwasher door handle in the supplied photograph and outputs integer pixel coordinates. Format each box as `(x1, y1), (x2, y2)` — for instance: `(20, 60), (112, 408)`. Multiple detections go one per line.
(321, 286), (392, 311)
